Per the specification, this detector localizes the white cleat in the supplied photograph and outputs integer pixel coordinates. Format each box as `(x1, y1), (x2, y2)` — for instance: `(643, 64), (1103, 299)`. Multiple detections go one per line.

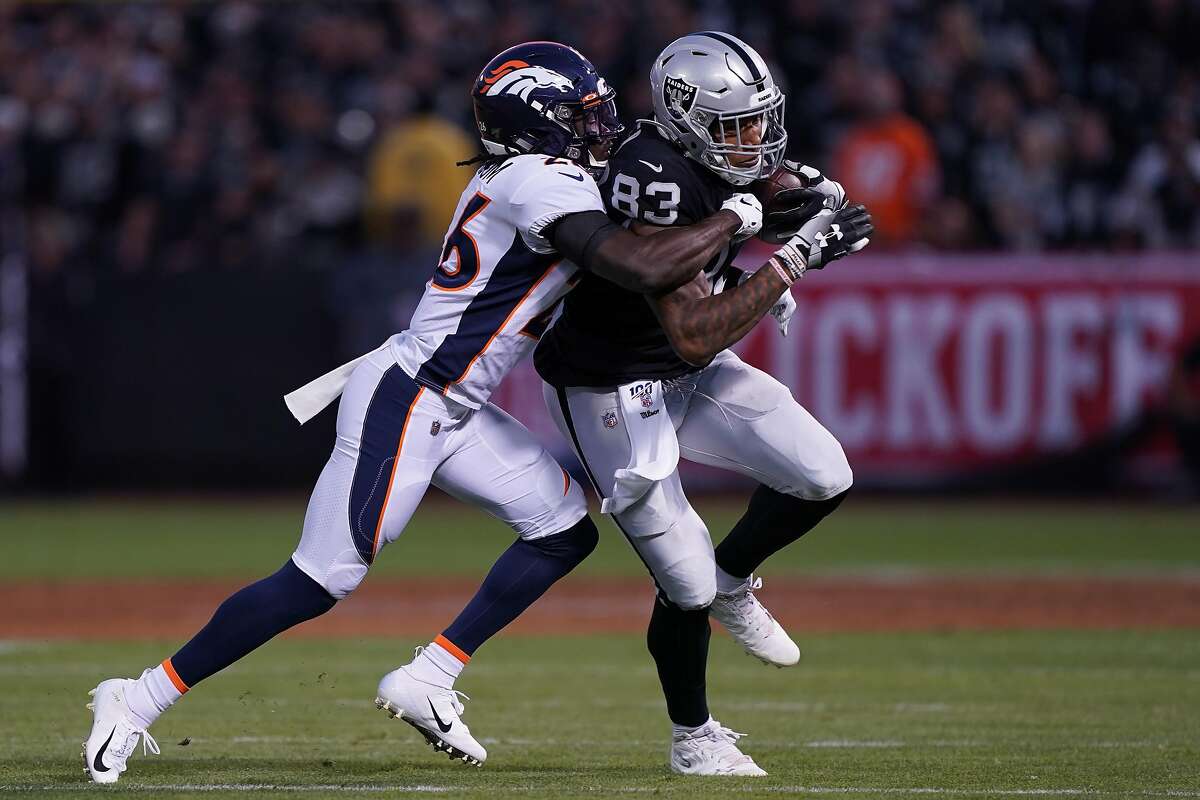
(669, 718), (767, 776)
(710, 575), (801, 667)
(375, 667), (486, 766)
(82, 678), (160, 784)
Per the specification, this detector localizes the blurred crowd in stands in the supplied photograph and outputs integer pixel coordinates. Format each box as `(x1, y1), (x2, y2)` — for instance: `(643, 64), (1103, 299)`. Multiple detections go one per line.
(1, 0), (1198, 280)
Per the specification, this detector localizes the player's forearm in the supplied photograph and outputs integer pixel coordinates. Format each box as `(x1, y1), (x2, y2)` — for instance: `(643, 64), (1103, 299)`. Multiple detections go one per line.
(592, 210), (742, 294)
(657, 267), (789, 366)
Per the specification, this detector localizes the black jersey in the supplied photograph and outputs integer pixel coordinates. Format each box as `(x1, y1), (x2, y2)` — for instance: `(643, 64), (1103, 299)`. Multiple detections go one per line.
(535, 121), (744, 388)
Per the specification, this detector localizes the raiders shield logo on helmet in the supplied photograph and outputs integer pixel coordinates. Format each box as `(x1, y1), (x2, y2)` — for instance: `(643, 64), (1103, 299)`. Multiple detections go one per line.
(663, 75), (698, 117)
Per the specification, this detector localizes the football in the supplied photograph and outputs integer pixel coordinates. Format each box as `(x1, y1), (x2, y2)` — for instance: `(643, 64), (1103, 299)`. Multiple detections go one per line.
(750, 164), (807, 212)
(751, 165), (823, 244)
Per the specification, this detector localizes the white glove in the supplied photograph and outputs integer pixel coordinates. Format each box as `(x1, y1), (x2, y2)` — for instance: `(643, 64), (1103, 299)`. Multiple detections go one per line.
(770, 288), (797, 336)
(739, 269), (796, 336)
(789, 161), (848, 210)
(720, 192), (763, 241)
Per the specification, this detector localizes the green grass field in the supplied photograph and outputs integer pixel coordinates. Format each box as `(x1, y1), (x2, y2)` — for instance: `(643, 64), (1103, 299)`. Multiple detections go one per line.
(4, 495), (1199, 579)
(2, 497), (1199, 799)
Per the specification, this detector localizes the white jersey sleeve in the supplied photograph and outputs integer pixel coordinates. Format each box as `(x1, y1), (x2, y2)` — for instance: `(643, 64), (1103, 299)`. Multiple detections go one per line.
(509, 161), (605, 254)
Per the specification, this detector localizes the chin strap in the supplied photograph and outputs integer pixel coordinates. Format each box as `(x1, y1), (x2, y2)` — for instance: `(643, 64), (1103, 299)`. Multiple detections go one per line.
(455, 153), (493, 168)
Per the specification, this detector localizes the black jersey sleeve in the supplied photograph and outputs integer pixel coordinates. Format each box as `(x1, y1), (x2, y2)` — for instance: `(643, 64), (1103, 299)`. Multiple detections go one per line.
(600, 137), (707, 228)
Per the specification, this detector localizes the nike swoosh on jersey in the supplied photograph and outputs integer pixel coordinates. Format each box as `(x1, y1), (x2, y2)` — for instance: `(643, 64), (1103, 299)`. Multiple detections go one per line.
(638, 160), (664, 173)
(557, 171), (585, 182)
(429, 700), (453, 733)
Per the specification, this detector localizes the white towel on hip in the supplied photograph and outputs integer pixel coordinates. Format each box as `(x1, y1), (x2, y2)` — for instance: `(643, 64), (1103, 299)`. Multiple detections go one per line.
(600, 379), (680, 516)
(283, 344), (388, 425)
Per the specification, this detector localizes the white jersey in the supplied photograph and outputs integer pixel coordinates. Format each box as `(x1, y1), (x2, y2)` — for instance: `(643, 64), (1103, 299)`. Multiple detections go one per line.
(389, 154), (604, 409)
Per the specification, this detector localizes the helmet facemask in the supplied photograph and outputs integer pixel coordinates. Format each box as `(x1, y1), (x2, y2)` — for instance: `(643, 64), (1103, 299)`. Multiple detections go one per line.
(678, 89), (787, 185)
(553, 88), (624, 175)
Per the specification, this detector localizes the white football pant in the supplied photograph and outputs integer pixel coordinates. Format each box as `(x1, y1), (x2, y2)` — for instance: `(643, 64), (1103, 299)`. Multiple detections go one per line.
(293, 347), (586, 599)
(543, 349), (851, 610)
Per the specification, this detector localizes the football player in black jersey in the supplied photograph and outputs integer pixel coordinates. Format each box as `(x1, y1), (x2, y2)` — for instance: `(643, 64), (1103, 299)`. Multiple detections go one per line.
(535, 32), (873, 775)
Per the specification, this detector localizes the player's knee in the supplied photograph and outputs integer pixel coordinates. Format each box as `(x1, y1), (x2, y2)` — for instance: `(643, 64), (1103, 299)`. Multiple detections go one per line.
(291, 549), (366, 601)
(811, 454), (853, 500)
(528, 514), (599, 568)
(788, 442), (853, 501)
(265, 558), (340, 614)
(515, 487), (588, 542)
(660, 560), (717, 610)
(664, 581), (716, 611)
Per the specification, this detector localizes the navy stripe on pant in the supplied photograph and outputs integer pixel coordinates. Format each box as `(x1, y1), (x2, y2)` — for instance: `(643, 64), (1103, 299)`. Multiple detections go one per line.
(347, 365), (423, 565)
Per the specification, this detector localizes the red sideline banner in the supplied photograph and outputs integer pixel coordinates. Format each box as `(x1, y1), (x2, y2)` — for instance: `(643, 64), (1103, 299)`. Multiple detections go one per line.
(493, 253), (1200, 484)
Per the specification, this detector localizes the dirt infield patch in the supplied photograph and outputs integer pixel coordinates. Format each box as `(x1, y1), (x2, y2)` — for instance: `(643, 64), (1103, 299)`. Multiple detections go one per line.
(4, 575), (1199, 639)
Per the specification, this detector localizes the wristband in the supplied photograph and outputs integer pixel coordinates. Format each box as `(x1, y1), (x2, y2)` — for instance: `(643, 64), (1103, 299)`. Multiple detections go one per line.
(769, 258), (795, 286)
(772, 239), (809, 282)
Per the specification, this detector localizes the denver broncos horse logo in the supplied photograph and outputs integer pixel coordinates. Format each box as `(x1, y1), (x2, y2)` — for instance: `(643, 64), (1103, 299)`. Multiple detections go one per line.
(481, 59), (574, 101)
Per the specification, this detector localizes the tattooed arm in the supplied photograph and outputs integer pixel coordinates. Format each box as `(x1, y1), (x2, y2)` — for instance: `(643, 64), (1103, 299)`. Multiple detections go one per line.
(649, 264), (790, 366)
(634, 221), (791, 367)
(640, 198), (874, 365)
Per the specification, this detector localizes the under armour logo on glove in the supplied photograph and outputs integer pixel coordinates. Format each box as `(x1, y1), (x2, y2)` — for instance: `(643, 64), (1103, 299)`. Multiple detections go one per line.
(770, 204), (874, 281)
(814, 224), (844, 247)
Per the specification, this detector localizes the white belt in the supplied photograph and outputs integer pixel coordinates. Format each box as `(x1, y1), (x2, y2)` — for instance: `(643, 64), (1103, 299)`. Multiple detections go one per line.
(600, 379), (680, 516)
(283, 344), (388, 425)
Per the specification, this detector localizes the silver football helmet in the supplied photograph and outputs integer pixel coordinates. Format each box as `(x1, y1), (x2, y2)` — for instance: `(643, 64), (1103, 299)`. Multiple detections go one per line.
(649, 32), (787, 185)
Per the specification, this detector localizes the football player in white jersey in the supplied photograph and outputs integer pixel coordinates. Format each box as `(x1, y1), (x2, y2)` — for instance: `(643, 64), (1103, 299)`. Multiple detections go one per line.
(81, 41), (773, 783)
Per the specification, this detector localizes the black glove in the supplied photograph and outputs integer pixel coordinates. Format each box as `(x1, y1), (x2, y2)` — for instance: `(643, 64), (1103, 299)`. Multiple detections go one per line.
(760, 187), (827, 244)
(772, 203), (874, 280)
(759, 162), (850, 244)
(809, 202), (873, 268)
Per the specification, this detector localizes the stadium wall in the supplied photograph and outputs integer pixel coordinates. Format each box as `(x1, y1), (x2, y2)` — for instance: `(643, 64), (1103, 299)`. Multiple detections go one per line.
(21, 253), (1200, 492)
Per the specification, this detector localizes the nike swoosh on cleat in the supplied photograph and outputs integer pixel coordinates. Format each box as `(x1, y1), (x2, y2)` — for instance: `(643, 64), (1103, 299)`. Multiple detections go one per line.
(428, 700), (453, 733)
(92, 728), (115, 772)
(638, 160), (663, 173)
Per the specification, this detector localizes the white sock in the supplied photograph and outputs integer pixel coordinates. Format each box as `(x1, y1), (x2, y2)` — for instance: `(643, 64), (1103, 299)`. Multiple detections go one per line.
(673, 716), (715, 737)
(715, 567), (750, 595)
(406, 639), (467, 689)
(123, 661), (186, 729)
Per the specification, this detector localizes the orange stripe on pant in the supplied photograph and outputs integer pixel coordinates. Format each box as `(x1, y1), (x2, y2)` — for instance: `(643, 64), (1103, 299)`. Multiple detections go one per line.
(434, 634), (471, 664)
(370, 387), (426, 559)
(162, 657), (190, 694)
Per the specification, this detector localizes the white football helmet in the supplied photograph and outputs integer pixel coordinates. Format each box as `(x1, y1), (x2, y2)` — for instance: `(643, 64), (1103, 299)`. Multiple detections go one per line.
(649, 32), (787, 185)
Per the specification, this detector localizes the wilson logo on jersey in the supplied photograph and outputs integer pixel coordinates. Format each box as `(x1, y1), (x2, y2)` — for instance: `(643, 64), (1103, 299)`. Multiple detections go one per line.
(482, 61), (574, 101)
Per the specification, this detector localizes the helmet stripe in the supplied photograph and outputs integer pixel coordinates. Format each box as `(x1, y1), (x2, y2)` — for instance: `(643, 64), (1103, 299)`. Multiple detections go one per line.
(482, 59), (531, 86)
(696, 31), (763, 83)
